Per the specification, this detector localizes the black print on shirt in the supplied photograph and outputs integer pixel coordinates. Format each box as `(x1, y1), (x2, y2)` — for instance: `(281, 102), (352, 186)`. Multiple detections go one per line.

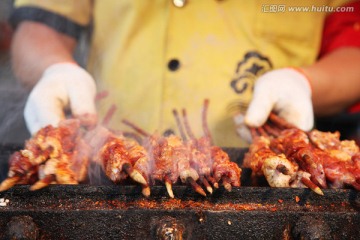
(230, 51), (273, 94)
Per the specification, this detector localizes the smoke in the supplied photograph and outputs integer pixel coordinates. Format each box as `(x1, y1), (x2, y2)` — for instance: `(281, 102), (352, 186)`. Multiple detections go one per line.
(87, 161), (112, 185)
(0, 20), (29, 145)
(0, 86), (28, 181)
(0, 73), (30, 146)
(0, 1), (30, 146)
(84, 125), (113, 185)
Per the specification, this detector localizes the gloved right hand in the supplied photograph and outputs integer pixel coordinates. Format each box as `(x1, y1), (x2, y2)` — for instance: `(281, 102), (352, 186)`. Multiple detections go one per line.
(24, 62), (97, 135)
(234, 68), (314, 143)
(245, 68), (313, 130)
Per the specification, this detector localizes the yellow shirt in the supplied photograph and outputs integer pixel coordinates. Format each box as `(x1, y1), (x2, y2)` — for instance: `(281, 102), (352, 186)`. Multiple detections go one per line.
(14, 0), (350, 147)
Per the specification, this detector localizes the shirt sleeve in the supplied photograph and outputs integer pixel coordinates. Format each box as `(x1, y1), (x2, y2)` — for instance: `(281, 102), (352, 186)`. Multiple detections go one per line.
(318, 1), (360, 113)
(319, 1), (360, 57)
(9, 0), (92, 40)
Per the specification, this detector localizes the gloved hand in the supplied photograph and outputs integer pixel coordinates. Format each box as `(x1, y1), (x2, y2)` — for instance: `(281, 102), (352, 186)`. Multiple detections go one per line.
(24, 63), (97, 135)
(235, 68), (314, 143)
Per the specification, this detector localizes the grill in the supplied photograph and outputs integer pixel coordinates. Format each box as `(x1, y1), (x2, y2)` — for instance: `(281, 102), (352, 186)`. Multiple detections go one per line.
(0, 145), (359, 239)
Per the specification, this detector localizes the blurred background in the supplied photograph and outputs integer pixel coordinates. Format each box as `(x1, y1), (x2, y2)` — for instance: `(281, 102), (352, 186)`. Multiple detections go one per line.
(0, 0), (30, 146)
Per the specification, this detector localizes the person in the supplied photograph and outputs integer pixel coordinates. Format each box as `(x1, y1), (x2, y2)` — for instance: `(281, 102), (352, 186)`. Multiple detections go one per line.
(8, 0), (360, 147)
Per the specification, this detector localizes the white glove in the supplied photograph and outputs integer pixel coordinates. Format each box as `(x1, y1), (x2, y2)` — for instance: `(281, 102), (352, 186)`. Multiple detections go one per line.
(24, 63), (97, 135)
(236, 68), (314, 142)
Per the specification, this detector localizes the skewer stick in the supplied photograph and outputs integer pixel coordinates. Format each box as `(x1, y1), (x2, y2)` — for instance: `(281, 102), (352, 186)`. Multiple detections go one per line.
(30, 175), (55, 191)
(0, 176), (21, 192)
(182, 109), (196, 140)
(187, 177), (206, 196)
(302, 154), (317, 170)
(222, 176), (232, 192)
(102, 104), (117, 127)
(250, 127), (259, 139)
(263, 123), (281, 137)
(206, 175), (219, 188)
(269, 113), (297, 129)
(94, 90), (109, 102)
(201, 177), (213, 194)
(122, 163), (147, 185)
(202, 99), (214, 145)
(301, 177), (324, 196)
(301, 153), (327, 189)
(164, 176), (174, 198)
(173, 109), (187, 141)
(256, 127), (269, 138)
(141, 186), (151, 197)
(122, 119), (150, 137)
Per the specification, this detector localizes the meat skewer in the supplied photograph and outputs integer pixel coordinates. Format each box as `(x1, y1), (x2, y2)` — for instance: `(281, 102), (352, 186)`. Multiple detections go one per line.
(173, 109), (213, 194)
(267, 114), (360, 191)
(262, 115), (327, 191)
(1, 99), (243, 198)
(271, 128), (327, 190)
(199, 100), (241, 191)
(178, 99), (242, 192)
(0, 104), (150, 194)
(122, 119), (176, 198)
(165, 134), (205, 197)
(0, 119), (90, 191)
(84, 125), (148, 187)
(84, 104), (150, 195)
(0, 99), (113, 192)
(308, 130), (360, 190)
(245, 112), (360, 192)
(123, 136), (153, 197)
(122, 119), (206, 197)
(244, 127), (323, 195)
(0, 151), (37, 191)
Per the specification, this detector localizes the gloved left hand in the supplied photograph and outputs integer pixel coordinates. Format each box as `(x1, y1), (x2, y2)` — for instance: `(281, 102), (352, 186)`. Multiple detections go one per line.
(24, 63), (97, 135)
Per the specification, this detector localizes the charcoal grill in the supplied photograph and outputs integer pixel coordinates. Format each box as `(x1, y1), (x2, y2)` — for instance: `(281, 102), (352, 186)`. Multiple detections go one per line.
(0, 145), (359, 239)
